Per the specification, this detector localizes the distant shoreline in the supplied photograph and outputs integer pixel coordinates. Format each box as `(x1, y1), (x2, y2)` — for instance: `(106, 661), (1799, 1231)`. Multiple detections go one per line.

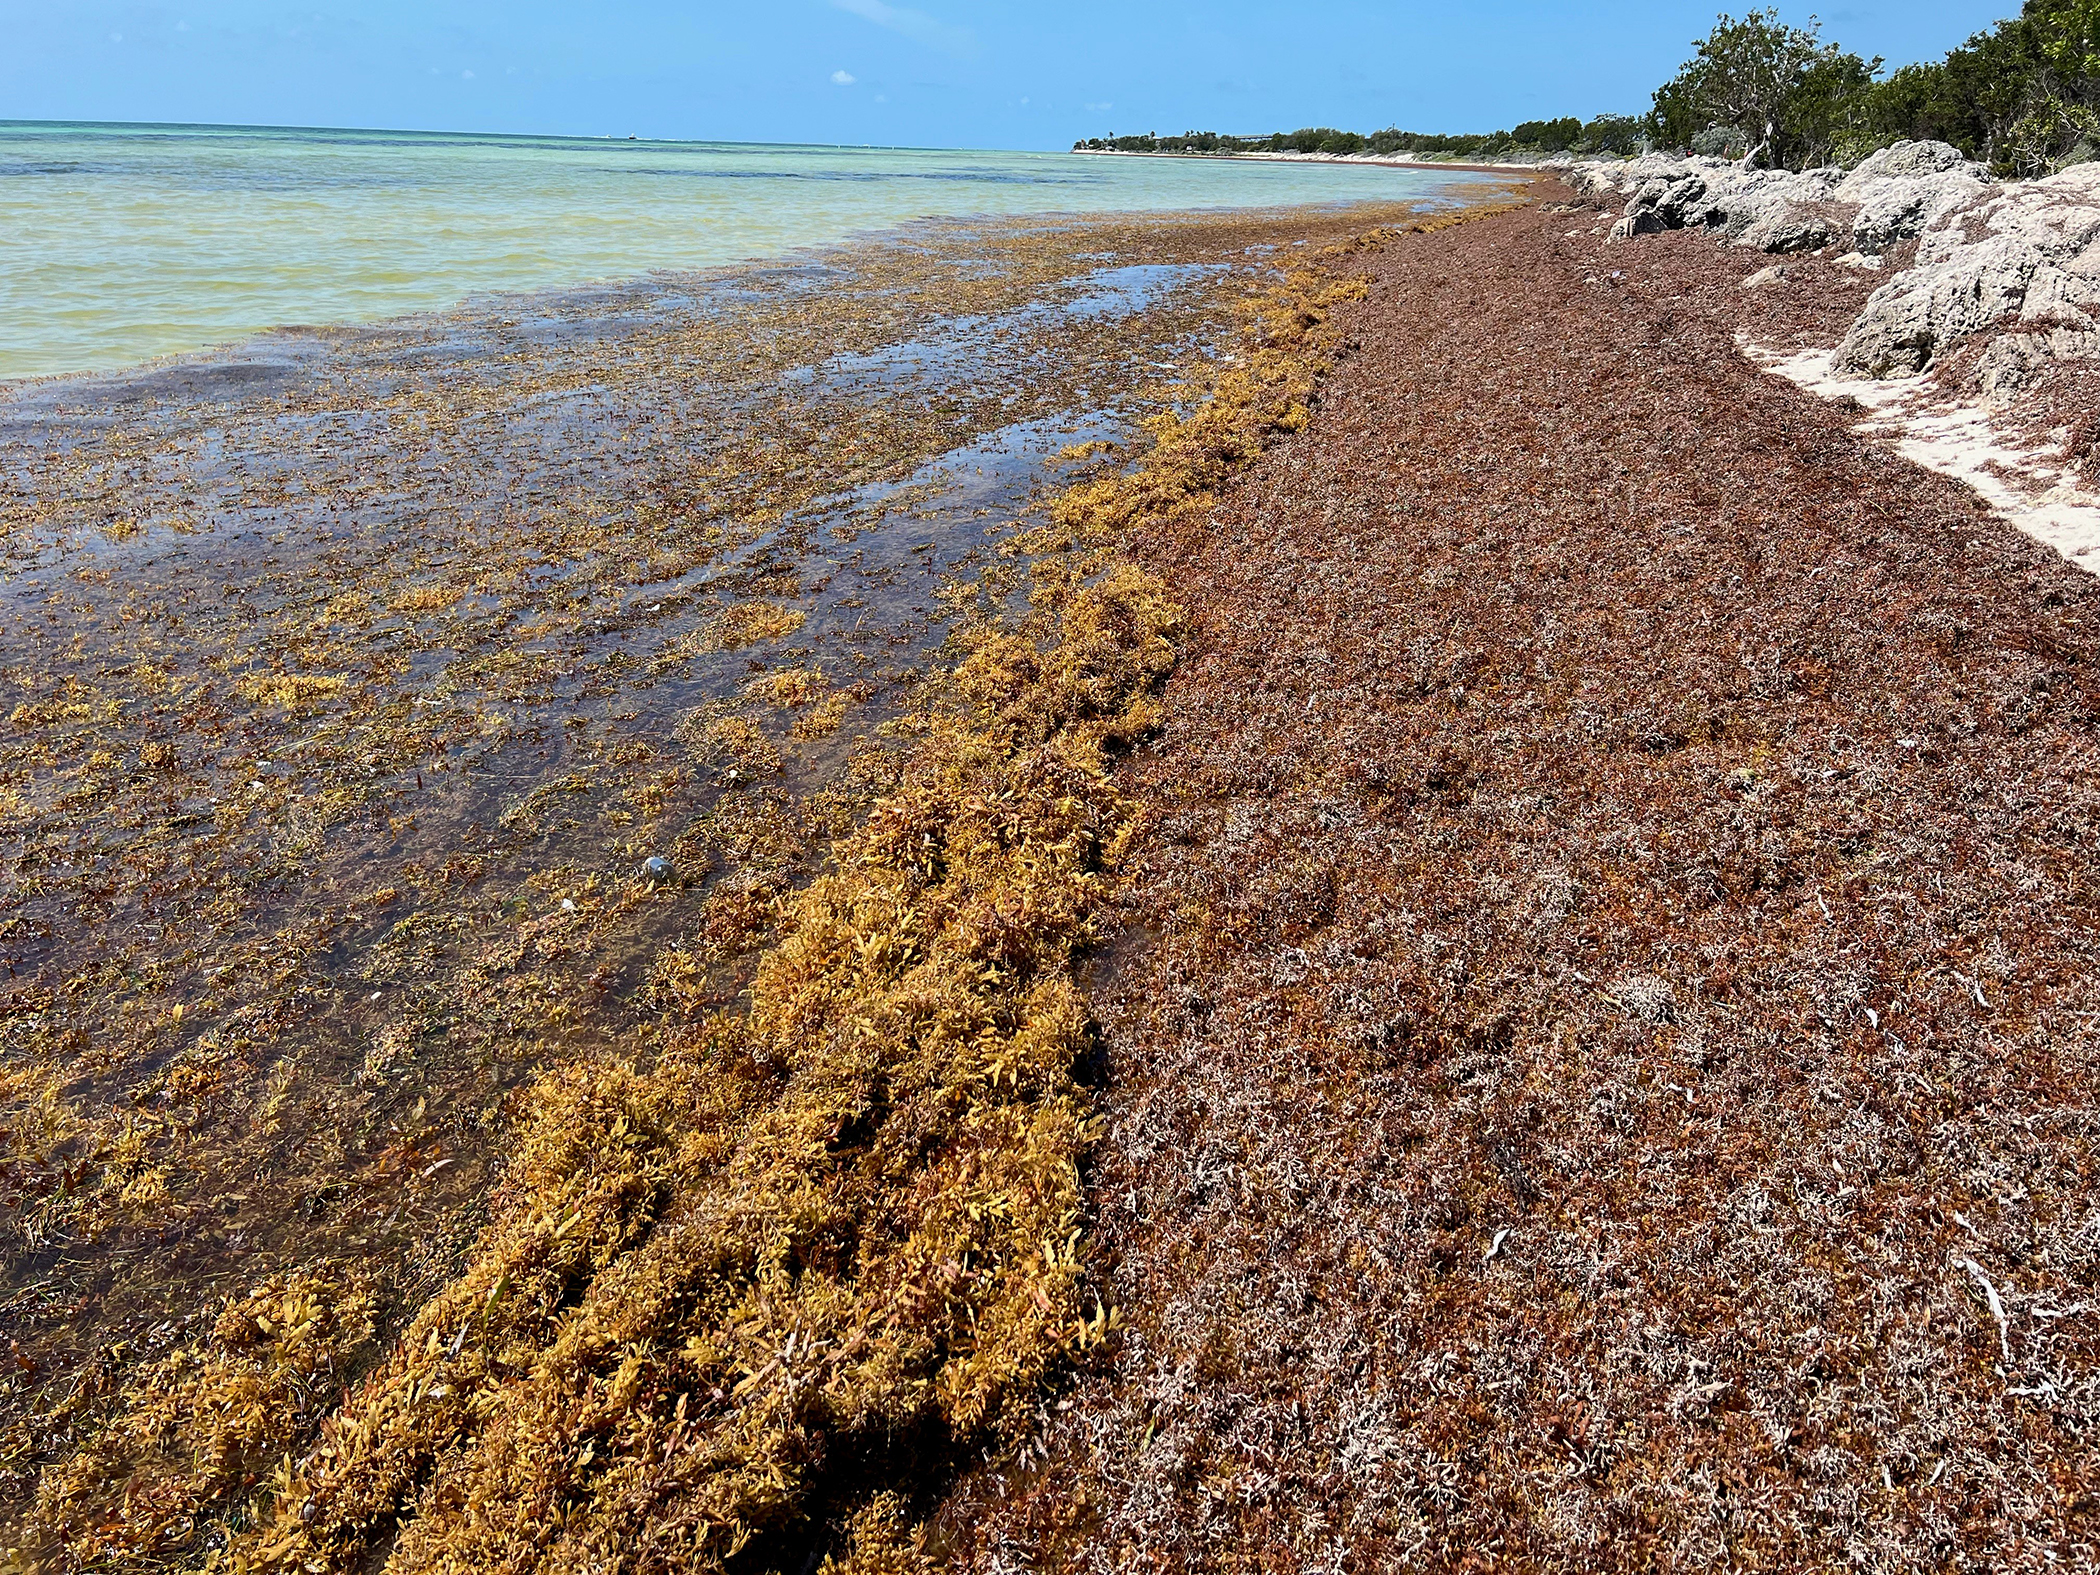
(1071, 147), (1561, 174)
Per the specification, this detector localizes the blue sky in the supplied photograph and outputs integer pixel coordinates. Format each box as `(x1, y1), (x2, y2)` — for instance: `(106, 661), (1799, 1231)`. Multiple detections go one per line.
(3, 1), (2015, 149)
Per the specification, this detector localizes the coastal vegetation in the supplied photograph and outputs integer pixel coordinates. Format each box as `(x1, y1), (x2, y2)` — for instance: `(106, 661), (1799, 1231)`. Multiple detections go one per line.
(1072, 116), (1640, 160)
(1646, 10), (1877, 169)
(1649, 2), (2100, 174)
(1081, 2), (2100, 177)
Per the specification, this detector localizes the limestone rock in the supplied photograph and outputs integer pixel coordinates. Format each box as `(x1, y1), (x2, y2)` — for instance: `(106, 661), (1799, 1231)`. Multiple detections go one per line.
(1850, 169), (1991, 255)
(1834, 236), (2041, 376)
(1607, 209), (1668, 243)
(2022, 263), (2100, 318)
(1563, 164), (1625, 203)
(1626, 173), (1711, 228)
(1833, 162), (2100, 377)
(1564, 141), (2100, 397)
(1824, 141), (1995, 255)
(1834, 139), (1984, 194)
(1736, 211), (1836, 254)
(1565, 154), (1845, 252)
(1977, 329), (2100, 403)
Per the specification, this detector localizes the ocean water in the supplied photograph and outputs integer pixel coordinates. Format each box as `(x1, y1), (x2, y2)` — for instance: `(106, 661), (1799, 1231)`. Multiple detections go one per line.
(0, 120), (1505, 382)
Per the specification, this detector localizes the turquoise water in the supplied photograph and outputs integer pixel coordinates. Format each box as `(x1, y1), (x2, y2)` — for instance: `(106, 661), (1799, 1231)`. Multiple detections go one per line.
(0, 120), (1504, 382)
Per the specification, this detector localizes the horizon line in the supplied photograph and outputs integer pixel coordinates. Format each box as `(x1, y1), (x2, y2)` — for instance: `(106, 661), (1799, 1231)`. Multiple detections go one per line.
(0, 115), (1057, 158)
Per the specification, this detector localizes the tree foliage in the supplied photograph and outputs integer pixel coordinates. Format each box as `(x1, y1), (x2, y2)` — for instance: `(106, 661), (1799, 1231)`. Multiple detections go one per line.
(1077, 2), (2100, 178)
(1647, 10), (1880, 167)
(1579, 113), (1646, 155)
(1647, 2), (2100, 174)
(1074, 114), (1647, 161)
(1855, 0), (2100, 174)
(1512, 116), (1583, 152)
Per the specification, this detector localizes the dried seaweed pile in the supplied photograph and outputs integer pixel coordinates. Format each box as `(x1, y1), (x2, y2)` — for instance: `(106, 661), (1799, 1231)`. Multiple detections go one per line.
(948, 197), (2100, 1568)
(0, 193), (1519, 1568)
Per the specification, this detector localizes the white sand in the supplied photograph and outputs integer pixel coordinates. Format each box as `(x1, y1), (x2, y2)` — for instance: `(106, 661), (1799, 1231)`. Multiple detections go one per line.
(1739, 336), (2100, 569)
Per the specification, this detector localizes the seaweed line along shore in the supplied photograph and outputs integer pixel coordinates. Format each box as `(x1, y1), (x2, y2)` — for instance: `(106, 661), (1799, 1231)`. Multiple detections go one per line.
(13, 65), (2100, 1572)
(0, 184), (1523, 1570)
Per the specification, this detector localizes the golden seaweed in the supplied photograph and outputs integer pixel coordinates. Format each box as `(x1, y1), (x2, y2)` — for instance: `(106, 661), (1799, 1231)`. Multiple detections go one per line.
(1, 196), (1527, 1572)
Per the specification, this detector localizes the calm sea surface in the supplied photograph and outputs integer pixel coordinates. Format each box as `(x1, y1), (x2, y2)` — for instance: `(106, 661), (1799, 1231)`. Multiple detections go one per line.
(0, 121), (1505, 382)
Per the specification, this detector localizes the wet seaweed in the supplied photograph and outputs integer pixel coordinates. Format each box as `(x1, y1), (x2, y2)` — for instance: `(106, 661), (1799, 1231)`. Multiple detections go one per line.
(0, 198), (1515, 1569)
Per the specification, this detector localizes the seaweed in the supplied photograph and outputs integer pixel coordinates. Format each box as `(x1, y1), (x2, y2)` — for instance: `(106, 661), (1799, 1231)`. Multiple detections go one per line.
(0, 199), (1510, 1569)
(944, 191), (2100, 1571)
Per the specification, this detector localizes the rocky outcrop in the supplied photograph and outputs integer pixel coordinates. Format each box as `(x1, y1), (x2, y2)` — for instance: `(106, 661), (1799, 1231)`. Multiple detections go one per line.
(1835, 138), (1982, 185)
(1562, 163), (1626, 204)
(1847, 173), (1989, 254)
(1835, 142), (1993, 255)
(1830, 236), (2041, 376)
(1570, 155), (1847, 254)
(1572, 153), (1846, 253)
(1737, 210), (1839, 254)
(1607, 208), (1668, 242)
(1573, 142), (2001, 261)
(1833, 163), (2100, 376)
(1977, 325), (2100, 403)
(1569, 142), (2100, 396)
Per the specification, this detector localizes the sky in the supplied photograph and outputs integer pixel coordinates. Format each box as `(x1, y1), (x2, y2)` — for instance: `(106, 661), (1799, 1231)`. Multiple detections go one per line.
(0, 0), (2021, 150)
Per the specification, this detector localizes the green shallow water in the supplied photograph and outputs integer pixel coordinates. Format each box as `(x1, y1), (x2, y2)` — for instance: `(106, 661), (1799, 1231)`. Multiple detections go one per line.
(1, 120), (1506, 381)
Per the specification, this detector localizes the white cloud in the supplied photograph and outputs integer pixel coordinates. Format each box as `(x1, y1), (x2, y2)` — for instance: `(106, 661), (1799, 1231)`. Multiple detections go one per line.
(1085, 101), (1112, 112)
(462, 68), (475, 79)
(831, 69), (856, 85)
(830, 0), (973, 54)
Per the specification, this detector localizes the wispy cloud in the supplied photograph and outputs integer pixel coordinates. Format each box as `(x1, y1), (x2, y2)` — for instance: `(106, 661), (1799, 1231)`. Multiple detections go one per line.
(830, 0), (974, 55)
(832, 68), (856, 85)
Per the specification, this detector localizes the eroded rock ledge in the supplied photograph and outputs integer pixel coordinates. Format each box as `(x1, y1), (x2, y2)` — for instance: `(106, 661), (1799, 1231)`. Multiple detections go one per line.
(1568, 141), (2100, 395)
(1566, 142), (2100, 564)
